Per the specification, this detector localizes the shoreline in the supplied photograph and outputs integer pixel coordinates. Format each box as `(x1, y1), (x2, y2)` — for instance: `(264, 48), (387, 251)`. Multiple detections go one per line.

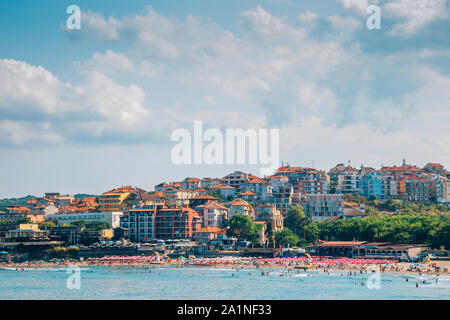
(3, 260), (449, 278)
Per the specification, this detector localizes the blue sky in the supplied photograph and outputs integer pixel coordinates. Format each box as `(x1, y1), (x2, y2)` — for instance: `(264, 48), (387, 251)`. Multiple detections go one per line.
(0, 0), (449, 197)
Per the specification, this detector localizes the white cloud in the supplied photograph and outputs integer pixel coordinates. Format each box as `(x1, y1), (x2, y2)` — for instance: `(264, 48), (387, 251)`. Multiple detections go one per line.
(328, 15), (362, 31)
(240, 6), (306, 42)
(383, 0), (449, 37)
(338, 0), (370, 15)
(82, 10), (122, 40)
(91, 50), (135, 72)
(0, 121), (63, 146)
(2, 5), (446, 162)
(82, 71), (150, 126)
(0, 58), (77, 115)
(298, 10), (318, 23)
(0, 58), (151, 146)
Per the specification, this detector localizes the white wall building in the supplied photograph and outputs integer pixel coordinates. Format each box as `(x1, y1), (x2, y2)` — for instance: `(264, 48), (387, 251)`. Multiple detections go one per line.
(46, 211), (123, 228)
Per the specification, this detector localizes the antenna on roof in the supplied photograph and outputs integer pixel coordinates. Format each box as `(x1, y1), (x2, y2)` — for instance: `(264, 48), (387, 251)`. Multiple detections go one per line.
(402, 158), (406, 166)
(348, 160), (351, 167)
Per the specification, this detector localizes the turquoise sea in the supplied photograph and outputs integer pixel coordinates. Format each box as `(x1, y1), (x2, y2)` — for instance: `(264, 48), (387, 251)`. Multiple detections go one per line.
(1, 266), (449, 300)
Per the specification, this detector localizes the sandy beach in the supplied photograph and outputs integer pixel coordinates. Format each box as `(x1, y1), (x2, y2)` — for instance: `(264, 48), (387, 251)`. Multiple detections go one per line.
(3, 257), (449, 277)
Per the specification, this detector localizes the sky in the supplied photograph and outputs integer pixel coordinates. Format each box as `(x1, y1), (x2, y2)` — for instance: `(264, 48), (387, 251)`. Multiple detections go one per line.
(0, 0), (449, 198)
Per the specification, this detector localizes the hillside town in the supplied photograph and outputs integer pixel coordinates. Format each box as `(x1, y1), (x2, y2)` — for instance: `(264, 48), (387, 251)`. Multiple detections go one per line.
(1, 160), (449, 262)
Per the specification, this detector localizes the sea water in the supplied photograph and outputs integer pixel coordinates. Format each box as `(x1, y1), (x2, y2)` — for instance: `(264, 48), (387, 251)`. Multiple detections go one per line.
(0, 266), (449, 300)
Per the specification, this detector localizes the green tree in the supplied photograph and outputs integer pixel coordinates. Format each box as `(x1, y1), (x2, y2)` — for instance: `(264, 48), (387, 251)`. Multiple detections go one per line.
(227, 214), (260, 241)
(315, 214), (450, 249)
(208, 190), (224, 201)
(275, 228), (299, 247)
(284, 206), (312, 238)
(88, 222), (112, 230)
(0, 220), (13, 226)
(304, 223), (320, 244)
(38, 221), (57, 229)
(71, 220), (87, 229)
(264, 221), (274, 248)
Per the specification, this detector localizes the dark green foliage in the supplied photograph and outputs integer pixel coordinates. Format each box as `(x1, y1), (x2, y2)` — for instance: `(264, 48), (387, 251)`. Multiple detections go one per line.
(315, 214), (450, 249)
(274, 228), (299, 247)
(227, 214), (261, 242)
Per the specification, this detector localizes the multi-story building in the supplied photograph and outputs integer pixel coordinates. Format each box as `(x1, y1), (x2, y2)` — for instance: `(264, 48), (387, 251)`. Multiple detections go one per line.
(385, 175), (400, 198)
(399, 174), (430, 202)
(192, 226), (226, 244)
(119, 204), (166, 242)
(163, 189), (197, 208)
(222, 171), (250, 192)
(276, 166), (329, 194)
(328, 163), (347, 182)
(154, 207), (202, 240)
(428, 174), (448, 203)
(196, 201), (228, 228)
(445, 180), (450, 204)
(54, 195), (75, 207)
(295, 194), (344, 222)
(180, 178), (202, 190)
(359, 171), (387, 199)
(209, 184), (236, 199)
(122, 189), (156, 211)
(239, 191), (258, 202)
(98, 186), (135, 211)
(228, 198), (255, 219)
(189, 194), (219, 208)
(46, 211), (124, 228)
(267, 175), (294, 214)
(154, 182), (181, 192)
(254, 204), (284, 232)
(201, 178), (222, 189)
(423, 163), (446, 176)
(239, 177), (272, 201)
(337, 167), (359, 194)
(298, 179), (323, 195)
(381, 160), (422, 177)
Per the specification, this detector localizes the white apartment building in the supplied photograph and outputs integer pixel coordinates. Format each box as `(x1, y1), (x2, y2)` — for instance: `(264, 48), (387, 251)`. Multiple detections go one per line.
(46, 211), (123, 228)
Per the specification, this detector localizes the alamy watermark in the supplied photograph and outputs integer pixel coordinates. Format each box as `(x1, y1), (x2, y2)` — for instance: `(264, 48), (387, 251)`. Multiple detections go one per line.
(366, 270), (381, 290)
(366, 5), (381, 30)
(171, 121), (280, 176)
(66, 5), (81, 30)
(66, 265), (81, 290)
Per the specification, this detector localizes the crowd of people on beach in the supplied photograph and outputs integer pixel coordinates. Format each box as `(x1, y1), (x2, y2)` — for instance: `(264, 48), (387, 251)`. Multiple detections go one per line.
(2, 255), (449, 277)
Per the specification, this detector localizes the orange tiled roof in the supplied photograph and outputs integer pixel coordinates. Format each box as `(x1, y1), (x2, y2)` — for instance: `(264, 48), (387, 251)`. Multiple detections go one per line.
(245, 177), (266, 184)
(240, 191), (257, 196)
(193, 226), (225, 234)
(230, 198), (250, 206)
(425, 163), (444, 167)
(210, 184), (234, 189)
(203, 201), (228, 210)
(102, 185), (136, 195)
(194, 195), (218, 200)
(316, 241), (366, 247)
